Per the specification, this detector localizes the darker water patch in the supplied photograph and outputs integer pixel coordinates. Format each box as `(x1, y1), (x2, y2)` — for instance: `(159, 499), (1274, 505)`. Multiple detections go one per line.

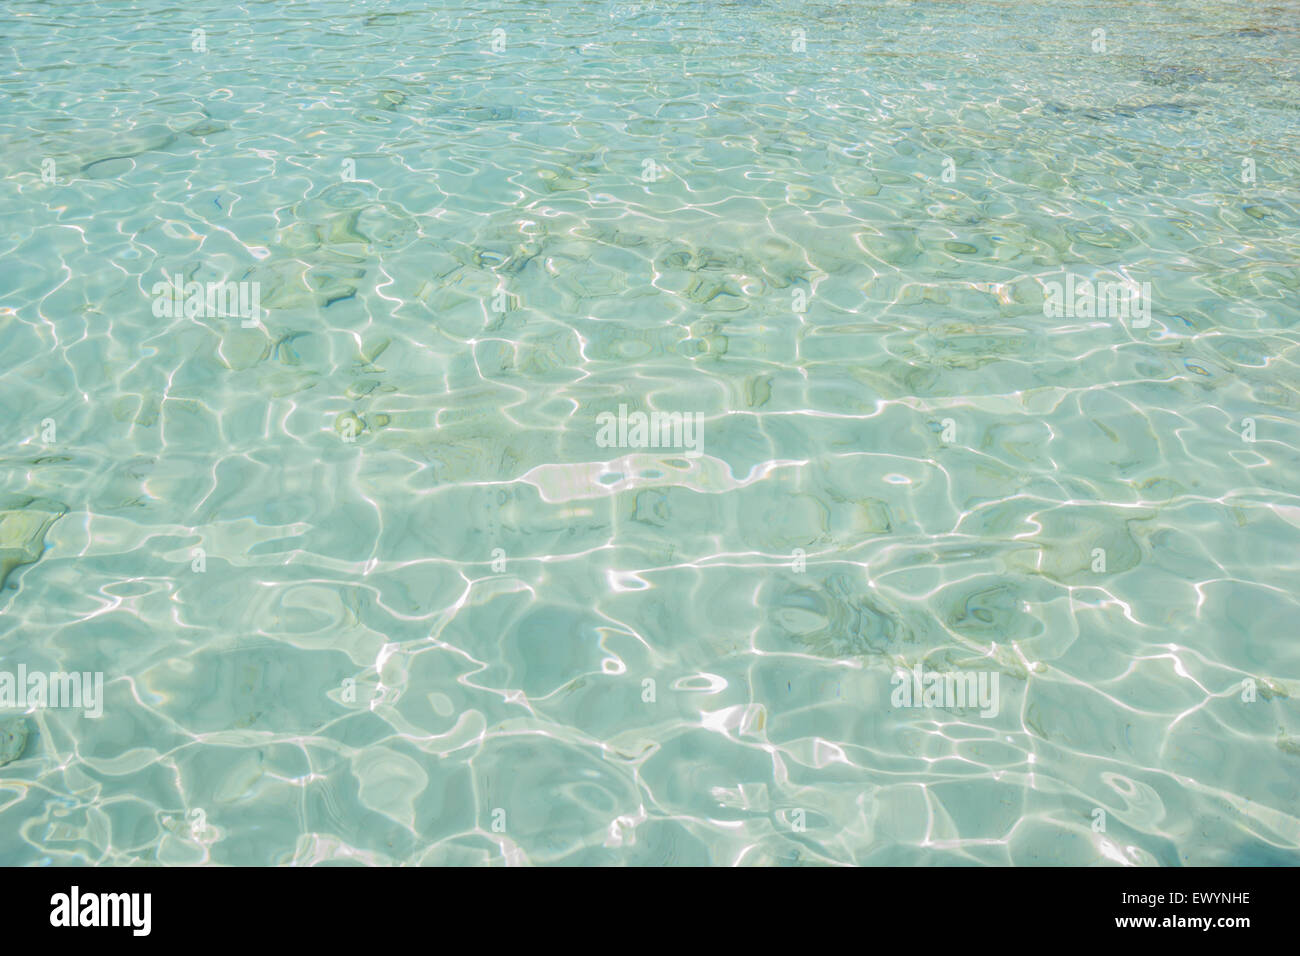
(1140, 65), (1210, 86)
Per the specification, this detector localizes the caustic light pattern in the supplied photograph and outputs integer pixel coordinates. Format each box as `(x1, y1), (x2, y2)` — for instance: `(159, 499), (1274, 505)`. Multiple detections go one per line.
(0, 0), (1298, 866)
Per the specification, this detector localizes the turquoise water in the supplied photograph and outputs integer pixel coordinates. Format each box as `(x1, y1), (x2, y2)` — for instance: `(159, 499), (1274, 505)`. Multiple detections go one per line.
(1, 0), (1299, 866)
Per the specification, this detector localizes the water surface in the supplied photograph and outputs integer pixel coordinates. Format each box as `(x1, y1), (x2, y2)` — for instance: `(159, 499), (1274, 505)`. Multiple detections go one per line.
(1, 0), (1299, 865)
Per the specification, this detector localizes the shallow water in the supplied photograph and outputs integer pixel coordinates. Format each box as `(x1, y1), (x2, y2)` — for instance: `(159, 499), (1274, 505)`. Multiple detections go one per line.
(1, 0), (1299, 865)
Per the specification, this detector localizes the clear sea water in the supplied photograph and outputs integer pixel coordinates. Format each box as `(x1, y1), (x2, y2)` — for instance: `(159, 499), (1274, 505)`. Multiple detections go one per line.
(1, 0), (1298, 866)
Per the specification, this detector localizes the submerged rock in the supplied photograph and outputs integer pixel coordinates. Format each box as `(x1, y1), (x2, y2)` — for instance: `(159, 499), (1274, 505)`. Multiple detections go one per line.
(0, 496), (66, 588)
(0, 717), (28, 766)
(334, 411), (366, 440)
(764, 572), (911, 658)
